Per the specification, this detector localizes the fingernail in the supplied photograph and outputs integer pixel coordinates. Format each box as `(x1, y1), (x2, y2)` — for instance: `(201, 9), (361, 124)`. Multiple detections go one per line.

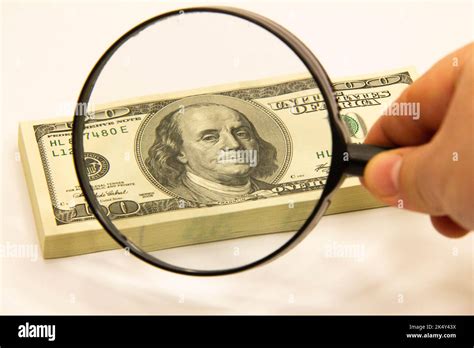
(368, 153), (402, 197)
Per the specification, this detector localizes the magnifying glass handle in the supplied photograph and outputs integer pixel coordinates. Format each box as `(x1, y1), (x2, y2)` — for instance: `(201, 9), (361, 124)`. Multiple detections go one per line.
(345, 143), (394, 177)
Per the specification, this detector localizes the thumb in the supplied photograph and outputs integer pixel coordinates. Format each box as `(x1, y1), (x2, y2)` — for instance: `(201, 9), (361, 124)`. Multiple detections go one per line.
(362, 145), (446, 214)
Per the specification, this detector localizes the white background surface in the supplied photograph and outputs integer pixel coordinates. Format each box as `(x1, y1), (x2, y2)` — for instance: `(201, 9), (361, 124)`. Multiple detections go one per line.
(1, 0), (473, 314)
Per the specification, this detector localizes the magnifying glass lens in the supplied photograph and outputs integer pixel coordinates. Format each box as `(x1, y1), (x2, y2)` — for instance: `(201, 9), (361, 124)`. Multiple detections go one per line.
(80, 11), (333, 272)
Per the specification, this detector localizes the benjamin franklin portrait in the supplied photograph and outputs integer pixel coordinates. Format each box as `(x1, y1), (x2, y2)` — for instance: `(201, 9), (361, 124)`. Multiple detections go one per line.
(144, 102), (279, 204)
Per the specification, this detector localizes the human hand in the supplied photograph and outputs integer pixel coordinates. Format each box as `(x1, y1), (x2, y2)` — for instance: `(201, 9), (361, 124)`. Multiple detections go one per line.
(362, 43), (473, 238)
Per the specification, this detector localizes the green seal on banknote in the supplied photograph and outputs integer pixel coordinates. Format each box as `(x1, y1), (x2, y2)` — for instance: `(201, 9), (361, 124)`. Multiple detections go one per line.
(341, 114), (359, 137)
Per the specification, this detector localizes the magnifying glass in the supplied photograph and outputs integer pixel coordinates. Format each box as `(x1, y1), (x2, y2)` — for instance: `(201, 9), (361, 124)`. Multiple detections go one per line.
(72, 6), (388, 276)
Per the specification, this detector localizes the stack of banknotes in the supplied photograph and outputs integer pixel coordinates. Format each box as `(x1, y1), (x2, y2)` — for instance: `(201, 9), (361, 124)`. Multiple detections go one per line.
(19, 68), (415, 258)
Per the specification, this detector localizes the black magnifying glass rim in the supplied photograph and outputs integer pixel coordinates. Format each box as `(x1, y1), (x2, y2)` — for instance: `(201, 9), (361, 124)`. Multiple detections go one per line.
(72, 6), (350, 276)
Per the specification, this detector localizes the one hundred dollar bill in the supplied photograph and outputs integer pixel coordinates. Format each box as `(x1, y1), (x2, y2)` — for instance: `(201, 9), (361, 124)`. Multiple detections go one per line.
(19, 67), (416, 258)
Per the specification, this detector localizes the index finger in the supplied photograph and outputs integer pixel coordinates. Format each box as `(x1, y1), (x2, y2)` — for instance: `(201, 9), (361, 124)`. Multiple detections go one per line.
(364, 42), (473, 147)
